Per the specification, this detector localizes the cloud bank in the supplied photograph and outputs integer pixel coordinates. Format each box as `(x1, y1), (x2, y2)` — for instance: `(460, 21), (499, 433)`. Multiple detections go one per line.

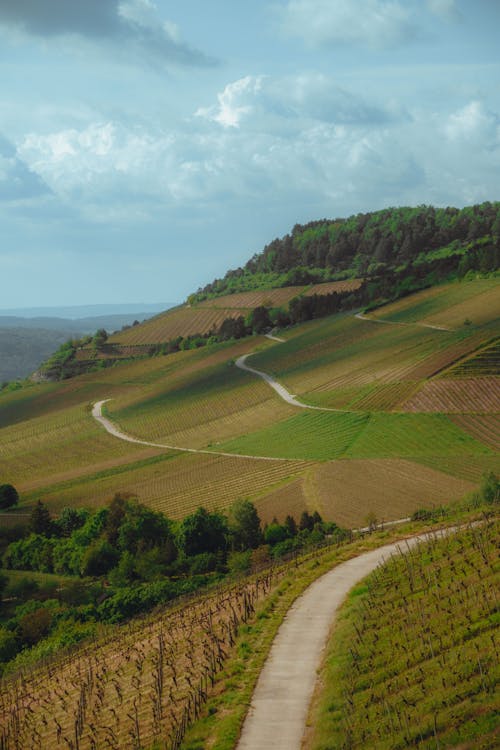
(13, 75), (500, 223)
(0, 0), (214, 67)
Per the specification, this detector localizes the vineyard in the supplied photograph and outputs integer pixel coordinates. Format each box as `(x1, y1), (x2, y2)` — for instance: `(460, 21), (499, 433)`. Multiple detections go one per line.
(444, 338), (500, 378)
(401, 377), (500, 413)
(368, 278), (499, 328)
(108, 281), (362, 347)
(306, 519), (499, 750)
(220, 410), (492, 462)
(0, 567), (284, 750)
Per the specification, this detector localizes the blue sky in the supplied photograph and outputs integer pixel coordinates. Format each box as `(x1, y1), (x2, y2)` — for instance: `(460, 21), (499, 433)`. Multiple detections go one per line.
(1, 0), (499, 307)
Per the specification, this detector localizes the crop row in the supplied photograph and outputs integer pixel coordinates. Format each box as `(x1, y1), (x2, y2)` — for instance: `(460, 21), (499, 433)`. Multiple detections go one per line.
(0, 567), (285, 750)
(450, 414), (500, 451)
(309, 520), (499, 749)
(25, 450), (314, 521)
(110, 307), (247, 346)
(401, 376), (500, 414)
(446, 339), (500, 378)
(221, 410), (492, 462)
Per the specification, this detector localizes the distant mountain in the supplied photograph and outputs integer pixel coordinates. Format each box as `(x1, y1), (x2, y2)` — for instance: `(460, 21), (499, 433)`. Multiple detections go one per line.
(0, 303), (173, 318)
(0, 304), (178, 382)
(0, 327), (73, 383)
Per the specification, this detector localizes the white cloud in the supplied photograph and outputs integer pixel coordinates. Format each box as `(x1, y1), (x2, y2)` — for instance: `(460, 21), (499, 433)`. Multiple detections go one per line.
(0, 134), (51, 202)
(14, 81), (500, 227)
(280, 0), (417, 49)
(196, 76), (265, 128)
(444, 101), (499, 144)
(196, 73), (396, 129)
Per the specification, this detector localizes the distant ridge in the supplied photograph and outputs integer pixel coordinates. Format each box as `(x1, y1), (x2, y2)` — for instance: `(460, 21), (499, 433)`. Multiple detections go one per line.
(0, 302), (176, 319)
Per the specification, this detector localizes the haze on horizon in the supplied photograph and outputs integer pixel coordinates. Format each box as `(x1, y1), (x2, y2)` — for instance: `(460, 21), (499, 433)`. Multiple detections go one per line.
(1, 0), (499, 309)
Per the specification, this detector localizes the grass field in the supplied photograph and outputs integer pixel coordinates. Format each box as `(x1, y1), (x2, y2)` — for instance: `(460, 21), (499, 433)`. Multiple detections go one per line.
(306, 520), (499, 750)
(219, 410), (492, 461)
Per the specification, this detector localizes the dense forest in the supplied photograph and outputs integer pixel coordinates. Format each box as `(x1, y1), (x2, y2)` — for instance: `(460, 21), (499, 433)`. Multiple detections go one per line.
(193, 202), (500, 300)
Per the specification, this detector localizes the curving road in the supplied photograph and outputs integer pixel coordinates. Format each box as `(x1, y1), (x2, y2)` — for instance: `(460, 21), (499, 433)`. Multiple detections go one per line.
(235, 354), (342, 412)
(236, 527), (457, 750)
(355, 311), (451, 331)
(91, 400), (298, 463)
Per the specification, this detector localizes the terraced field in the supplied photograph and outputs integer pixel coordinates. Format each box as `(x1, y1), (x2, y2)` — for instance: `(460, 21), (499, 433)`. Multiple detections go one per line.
(109, 281), (362, 347)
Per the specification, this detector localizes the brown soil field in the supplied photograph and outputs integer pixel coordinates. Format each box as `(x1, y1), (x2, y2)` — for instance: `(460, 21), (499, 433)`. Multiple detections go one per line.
(198, 287), (307, 309)
(306, 458), (475, 528)
(401, 377), (500, 413)
(304, 279), (363, 296)
(254, 477), (313, 524)
(449, 414), (500, 451)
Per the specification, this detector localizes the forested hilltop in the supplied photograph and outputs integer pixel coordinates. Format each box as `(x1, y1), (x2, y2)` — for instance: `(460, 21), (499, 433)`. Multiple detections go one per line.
(192, 202), (500, 301)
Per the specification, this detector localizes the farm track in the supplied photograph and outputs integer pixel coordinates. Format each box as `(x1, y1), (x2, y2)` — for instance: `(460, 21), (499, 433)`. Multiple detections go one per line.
(236, 525), (468, 750)
(354, 311), (452, 331)
(91, 400), (298, 463)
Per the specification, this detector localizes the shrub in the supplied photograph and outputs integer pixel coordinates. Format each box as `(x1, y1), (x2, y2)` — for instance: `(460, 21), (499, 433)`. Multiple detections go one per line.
(0, 484), (19, 510)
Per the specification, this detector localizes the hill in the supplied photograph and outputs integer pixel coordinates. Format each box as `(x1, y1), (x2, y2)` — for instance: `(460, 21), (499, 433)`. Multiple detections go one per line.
(0, 277), (497, 531)
(193, 202), (500, 299)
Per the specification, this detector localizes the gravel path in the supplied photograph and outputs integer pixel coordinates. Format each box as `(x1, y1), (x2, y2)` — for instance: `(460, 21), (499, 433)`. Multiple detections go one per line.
(235, 354), (341, 412)
(91, 400), (298, 462)
(236, 528), (454, 750)
(355, 311), (451, 331)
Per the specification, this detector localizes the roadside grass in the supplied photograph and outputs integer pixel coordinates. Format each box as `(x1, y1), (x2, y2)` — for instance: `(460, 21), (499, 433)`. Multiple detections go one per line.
(178, 505), (497, 750)
(304, 517), (499, 750)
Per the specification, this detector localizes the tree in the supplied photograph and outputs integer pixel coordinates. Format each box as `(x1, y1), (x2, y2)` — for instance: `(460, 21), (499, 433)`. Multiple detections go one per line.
(178, 507), (229, 557)
(92, 328), (108, 350)
(284, 515), (297, 537)
(231, 500), (262, 550)
(0, 484), (19, 510)
(56, 507), (89, 537)
(245, 306), (272, 334)
(30, 500), (54, 536)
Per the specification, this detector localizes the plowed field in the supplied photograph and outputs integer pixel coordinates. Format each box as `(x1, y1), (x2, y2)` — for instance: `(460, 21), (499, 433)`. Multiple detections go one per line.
(401, 377), (500, 413)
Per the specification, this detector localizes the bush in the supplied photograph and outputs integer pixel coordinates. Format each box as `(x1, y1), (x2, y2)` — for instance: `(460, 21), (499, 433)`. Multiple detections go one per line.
(0, 484), (19, 510)
(0, 627), (19, 664)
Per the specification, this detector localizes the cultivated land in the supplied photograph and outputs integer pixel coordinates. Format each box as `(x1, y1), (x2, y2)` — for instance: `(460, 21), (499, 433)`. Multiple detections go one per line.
(0, 278), (498, 529)
(306, 519), (499, 750)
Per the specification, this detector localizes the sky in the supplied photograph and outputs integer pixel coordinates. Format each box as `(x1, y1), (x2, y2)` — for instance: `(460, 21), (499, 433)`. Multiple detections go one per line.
(0, 0), (499, 308)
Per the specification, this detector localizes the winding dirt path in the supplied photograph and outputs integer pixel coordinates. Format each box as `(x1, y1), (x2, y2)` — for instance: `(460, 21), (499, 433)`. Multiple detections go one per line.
(355, 311), (452, 331)
(236, 527), (455, 750)
(91, 400), (298, 463)
(235, 354), (341, 412)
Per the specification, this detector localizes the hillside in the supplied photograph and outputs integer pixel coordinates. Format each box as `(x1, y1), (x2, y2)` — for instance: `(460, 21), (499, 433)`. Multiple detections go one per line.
(0, 277), (497, 531)
(194, 202), (500, 299)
